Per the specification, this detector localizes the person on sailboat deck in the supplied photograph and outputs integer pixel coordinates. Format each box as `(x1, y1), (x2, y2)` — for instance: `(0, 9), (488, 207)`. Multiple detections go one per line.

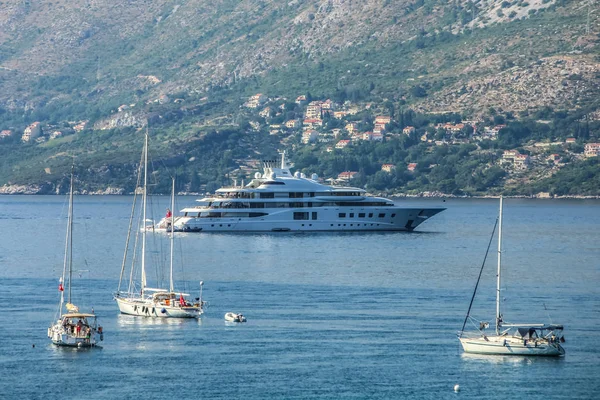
(166, 208), (172, 218)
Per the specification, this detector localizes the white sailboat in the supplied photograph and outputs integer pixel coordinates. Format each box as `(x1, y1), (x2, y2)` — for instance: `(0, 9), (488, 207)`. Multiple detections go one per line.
(48, 167), (103, 348)
(114, 130), (205, 318)
(458, 196), (565, 356)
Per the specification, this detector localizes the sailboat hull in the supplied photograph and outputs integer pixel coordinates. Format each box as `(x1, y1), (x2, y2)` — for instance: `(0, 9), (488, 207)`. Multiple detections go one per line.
(115, 296), (201, 318)
(48, 324), (101, 348)
(459, 336), (565, 356)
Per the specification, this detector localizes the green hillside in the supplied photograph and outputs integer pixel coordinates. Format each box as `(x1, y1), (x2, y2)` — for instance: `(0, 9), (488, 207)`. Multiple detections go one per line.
(0, 0), (598, 196)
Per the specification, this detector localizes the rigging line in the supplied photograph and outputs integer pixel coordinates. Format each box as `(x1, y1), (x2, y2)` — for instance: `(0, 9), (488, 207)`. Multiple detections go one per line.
(459, 216), (499, 337)
(118, 147), (144, 293)
(129, 201), (144, 295)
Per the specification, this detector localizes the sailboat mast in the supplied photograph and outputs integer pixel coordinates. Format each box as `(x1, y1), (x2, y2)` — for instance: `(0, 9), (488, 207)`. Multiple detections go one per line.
(496, 196), (503, 334)
(169, 177), (175, 293)
(141, 130), (148, 296)
(67, 166), (74, 305)
(59, 167), (74, 316)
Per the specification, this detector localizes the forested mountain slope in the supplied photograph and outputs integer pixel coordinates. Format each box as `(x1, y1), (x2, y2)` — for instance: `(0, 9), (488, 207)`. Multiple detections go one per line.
(0, 0), (598, 195)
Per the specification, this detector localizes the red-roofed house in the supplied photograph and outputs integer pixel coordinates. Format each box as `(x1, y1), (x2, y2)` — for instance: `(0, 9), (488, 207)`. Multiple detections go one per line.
(407, 163), (417, 172)
(335, 139), (351, 149)
(303, 119), (323, 128)
(0, 130), (13, 139)
(513, 154), (531, 169)
(295, 95), (307, 105)
(375, 116), (391, 125)
(337, 171), (358, 181)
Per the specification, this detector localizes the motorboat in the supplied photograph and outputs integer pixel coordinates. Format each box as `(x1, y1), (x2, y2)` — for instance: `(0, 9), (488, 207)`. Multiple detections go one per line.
(458, 196), (565, 356)
(224, 312), (246, 323)
(159, 152), (445, 232)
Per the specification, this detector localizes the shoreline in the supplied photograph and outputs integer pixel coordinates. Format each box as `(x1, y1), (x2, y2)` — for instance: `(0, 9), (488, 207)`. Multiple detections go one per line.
(1, 186), (598, 200)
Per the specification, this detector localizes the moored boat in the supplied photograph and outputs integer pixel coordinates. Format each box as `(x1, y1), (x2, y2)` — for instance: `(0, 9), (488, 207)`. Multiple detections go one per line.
(159, 152), (445, 233)
(114, 130), (206, 319)
(48, 167), (103, 348)
(224, 312), (246, 323)
(458, 196), (565, 356)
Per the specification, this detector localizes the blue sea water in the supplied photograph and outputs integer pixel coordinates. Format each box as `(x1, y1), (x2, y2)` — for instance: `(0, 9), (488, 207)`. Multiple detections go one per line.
(0, 196), (598, 399)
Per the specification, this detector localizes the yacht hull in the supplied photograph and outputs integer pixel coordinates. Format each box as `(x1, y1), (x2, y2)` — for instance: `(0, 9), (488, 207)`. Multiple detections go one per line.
(115, 296), (201, 318)
(459, 336), (565, 356)
(175, 207), (444, 232)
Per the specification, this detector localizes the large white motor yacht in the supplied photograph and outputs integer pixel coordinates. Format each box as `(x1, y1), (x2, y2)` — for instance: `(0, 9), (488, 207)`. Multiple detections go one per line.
(163, 152), (445, 233)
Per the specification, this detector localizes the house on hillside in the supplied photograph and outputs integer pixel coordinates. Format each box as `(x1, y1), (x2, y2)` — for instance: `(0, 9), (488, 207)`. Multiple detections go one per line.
(306, 103), (322, 119)
(407, 163), (417, 172)
(22, 122), (42, 142)
(345, 122), (359, 133)
(259, 107), (273, 118)
(381, 164), (396, 172)
(245, 93), (267, 108)
(303, 118), (323, 129)
(337, 171), (358, 181)
(584, 143), (600, 157)
(49, 131), (63, 140)
(73, 121), (88, 132)
(335, 139), (351, 149)
(285, 119), (301, 129)
(301, 130), (319, 144)
(513, 154), (531, 169)
(375, 116), (391, 125)
(0, 130), (14, 140)
(403, 126), (415, 135)
(295, 95), (307, 105)
(503, 150), (530, 169)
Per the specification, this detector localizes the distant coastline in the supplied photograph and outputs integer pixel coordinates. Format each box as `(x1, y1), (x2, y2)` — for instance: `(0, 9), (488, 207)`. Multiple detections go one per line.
(1, 183), (598, 199)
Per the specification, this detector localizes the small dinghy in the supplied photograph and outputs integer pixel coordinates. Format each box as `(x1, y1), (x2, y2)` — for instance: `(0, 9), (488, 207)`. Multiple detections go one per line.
(224, 312), (246, 323)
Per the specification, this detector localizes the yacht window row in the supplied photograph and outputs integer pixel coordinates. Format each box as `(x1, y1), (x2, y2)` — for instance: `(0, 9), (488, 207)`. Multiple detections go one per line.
(339, 213), (396, 219)
(193, 201), (392, 210)
(215, 191), (364, 199)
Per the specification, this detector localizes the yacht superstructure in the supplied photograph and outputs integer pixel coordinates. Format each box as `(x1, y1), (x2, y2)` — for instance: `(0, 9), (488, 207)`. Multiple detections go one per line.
(166, 152), (445, 233)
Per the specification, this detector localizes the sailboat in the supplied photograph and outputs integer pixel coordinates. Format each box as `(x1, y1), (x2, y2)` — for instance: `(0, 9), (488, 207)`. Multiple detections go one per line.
(114, 130), (205, 318)
(458, 196), (565, 356)
(47, 167), (103, 348)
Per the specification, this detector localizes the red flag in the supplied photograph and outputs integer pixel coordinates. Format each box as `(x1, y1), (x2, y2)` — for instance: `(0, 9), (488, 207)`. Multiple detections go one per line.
(58, 283), (64, 292)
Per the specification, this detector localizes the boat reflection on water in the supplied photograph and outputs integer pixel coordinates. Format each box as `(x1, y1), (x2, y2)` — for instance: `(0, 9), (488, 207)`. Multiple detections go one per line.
(116, 313), (203, 329)
(460, 352), (565, 365)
